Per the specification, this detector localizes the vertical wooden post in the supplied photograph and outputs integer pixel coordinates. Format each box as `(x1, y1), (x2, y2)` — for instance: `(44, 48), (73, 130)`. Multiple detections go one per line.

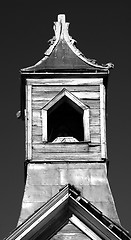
(26, 84), (32, 159)
(83, 108), (90, 142)
(100, 83), (107, 159)
(42, 109), (47, 142)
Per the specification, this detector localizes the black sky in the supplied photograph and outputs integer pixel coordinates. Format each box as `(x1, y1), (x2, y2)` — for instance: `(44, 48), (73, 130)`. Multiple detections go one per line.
(0, 1), (131, 239)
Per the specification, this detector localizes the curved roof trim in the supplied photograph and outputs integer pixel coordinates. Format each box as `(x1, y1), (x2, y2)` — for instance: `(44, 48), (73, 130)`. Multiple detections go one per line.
(21, 14), (114, 72)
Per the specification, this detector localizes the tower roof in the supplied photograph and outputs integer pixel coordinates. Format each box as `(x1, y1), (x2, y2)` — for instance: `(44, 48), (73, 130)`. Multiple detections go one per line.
(21, 14), (114, 72)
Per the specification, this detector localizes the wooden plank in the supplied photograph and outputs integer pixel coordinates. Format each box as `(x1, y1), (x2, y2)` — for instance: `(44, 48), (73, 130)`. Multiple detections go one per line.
(32, 134), (101, 144)
(32, 100), (100, 110)
(100, 84), (107, 159)
(33, 119), (41, 127)
(13, 194), (69, 240)
(74, 92), (100, 100)
(32, 110), (41, 119)
(32, 143), (101, 153)
(32, 85), (100, 93)
(32, 143), (89, 153)
(32, 126), (100, 137)
(27, 78), (103, 85)
(32, 91), (100, 101)
(89, 145), (101, 153)
(90, 116), (100, 125)
(32, 109), (100, 127)
(90, 135), (101, 144)
(42, 110), (47, 142)
(69, 198), (120, 240)
(43, 89), (88, 111)
(32, 100), (48, 109)
(33, 135), (42, 143)
(70, 215), (102, 240)
(82, 100), (100, 109)
(32, 110), (41, 126)
(32, 126), (42, 135)
(90, 125), (100, 134)
(26, 85), (32, 160)
(90, 109), (100, 116)
(83, 108), (90, 142)
(32, 152), (101, 161)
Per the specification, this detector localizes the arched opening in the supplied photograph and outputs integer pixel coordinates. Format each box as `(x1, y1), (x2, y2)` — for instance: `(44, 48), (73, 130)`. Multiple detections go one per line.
(47, 96), (84, 142)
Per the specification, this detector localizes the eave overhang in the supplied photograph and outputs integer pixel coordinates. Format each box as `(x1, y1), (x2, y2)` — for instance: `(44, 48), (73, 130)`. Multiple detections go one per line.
(4, 185), (131, 240)
(21, 14), (114, 73)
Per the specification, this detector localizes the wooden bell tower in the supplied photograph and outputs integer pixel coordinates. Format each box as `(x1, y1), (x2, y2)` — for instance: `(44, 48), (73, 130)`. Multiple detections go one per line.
(18, 14), (120, 226)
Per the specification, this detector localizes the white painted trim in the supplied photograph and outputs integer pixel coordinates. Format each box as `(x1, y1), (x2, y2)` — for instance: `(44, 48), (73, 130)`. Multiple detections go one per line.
(26, 85), (32, 160)
(25, 91), (28, 160)
(43, 88), (88, 111)
(14, 193), (69, 240)
(23, 72), (108, 75)
(71, 197), (121, 240)
(100, 83), (107, 159)
(83, 108), (90, 142)
(42, 109), (47, 142)
(42, 88), (90, 143)
(70, 215), (102, 240)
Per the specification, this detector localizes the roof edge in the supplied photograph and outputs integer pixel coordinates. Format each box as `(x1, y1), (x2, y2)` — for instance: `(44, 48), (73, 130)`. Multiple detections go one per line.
(4, 185), (131, 240)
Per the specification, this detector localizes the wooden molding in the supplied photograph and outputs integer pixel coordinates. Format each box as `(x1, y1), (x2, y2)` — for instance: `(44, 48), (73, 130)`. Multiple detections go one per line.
(70, 215), (101, 240)
(42, 88), (90, 143)
(26, 85), (32, 160)
(100, 83), (107, 159)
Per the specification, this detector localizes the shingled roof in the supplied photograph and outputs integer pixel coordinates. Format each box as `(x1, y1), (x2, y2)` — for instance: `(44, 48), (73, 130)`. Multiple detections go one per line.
(4, 185), (131, 240)
(21, 14), (114, 72)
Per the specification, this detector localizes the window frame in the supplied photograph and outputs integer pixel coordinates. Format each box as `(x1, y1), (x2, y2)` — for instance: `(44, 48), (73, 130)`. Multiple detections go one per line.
(41, 88), (90, 143)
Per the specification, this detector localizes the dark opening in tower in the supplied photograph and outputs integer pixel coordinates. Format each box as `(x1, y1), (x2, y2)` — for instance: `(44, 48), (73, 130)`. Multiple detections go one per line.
(47, 96), (84, 142)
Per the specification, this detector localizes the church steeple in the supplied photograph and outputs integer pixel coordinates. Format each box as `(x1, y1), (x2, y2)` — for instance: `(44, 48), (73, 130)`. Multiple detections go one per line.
(16, 15), (121, 229)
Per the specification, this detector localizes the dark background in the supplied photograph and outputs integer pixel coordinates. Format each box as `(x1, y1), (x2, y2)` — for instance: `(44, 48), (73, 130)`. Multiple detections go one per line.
(0, 1), (130, 239)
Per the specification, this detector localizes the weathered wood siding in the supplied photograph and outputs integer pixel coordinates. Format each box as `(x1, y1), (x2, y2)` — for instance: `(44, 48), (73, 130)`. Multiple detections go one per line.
(26, 79), (102, 162)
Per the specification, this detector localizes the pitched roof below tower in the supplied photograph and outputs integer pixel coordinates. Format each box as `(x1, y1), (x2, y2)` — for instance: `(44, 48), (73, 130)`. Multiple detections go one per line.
(4, 185), (131, 240)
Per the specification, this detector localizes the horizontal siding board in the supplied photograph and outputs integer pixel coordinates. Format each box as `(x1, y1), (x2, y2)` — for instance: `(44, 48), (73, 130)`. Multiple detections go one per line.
(32, 135), (101, 144)
(32, 143), (89, 153)
(33, 135), (42, 143)
(32, 109), (100, 127)
(32, 86), (100, 94)
(88, 145), (101, 153)
(90, 135), (101, 144)
(32, 126), (42, 135)
(32, 144), (100, 153)
(90, 125), (100, 134)
(32, 152), (101, 161)
(32, 91), (100, 101)
(32, 125), (100, 136)
(90, 117), (100, 125)
(27, 78), (103, 85)
(32, 100), (100, 110)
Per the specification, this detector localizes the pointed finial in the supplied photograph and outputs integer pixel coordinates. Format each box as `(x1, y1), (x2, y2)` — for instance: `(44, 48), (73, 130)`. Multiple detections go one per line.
(58, 14), (66, 24)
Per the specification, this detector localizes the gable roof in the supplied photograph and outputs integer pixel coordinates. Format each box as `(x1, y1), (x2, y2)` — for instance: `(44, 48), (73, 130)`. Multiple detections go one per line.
(4, 185), (131, 240)
(21, 14), (114, 73)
